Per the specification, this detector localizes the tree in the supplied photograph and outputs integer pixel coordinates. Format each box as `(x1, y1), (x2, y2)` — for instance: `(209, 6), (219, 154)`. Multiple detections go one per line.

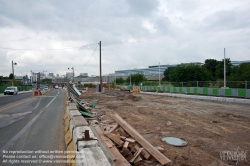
(229, 63), (250, 81)
(203, 59), (218, 80)
(9, 73), (14, 79)
(115, 77), (125, 84)
(41, 78), (52, 85)
(162, 67), (175, 81)
(215, 58), (233, 79)
(125, 73), (147, 85)
(0, 76), (3, 85)
(7, 80), (22, 86)
(169, 64), (212, 86)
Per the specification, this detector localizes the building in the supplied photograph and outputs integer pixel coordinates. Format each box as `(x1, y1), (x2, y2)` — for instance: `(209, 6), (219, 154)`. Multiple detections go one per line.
(231, 60), (250, 66)
(48, 73), (54, 77)
(66, 72), (74, 79)
(114, 64), (177, 76)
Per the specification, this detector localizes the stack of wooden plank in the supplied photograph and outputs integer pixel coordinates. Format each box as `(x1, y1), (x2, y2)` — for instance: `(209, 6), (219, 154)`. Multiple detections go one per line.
(95, 113), (171, 166)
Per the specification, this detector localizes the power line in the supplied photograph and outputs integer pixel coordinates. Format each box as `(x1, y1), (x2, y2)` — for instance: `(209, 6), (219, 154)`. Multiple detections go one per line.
(76, 44), (99, 70)
(0, 43), (98, 51)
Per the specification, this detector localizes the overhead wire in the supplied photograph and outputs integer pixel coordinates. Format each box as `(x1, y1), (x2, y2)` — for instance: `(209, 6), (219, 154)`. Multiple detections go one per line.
(0, 43), (98, 51)
(76, 44), (99, 70)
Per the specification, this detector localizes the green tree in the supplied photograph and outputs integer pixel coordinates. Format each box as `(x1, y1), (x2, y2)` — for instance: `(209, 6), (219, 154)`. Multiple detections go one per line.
(41, 78), (52, 85)
(125, 73), (147, 85)
(7, 80), (22, 86)
(9, 73), (14, 79)
(0, 76), (3, 85)
(169, 64), (212, 86)
(203, 59), (218, 80)
(215, 58), (233, 79)
(229, 63), (250, 81)
(115, 77), (125, 84)
(162, 67), (175, 81)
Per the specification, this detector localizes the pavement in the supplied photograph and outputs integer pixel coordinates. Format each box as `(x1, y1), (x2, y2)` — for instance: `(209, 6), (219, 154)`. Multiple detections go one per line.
(0, 89), (66, 165)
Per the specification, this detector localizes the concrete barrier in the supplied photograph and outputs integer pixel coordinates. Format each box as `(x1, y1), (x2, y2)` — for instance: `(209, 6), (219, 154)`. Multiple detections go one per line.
(140, 91), (250, 104)
(64, 102), (112, 166)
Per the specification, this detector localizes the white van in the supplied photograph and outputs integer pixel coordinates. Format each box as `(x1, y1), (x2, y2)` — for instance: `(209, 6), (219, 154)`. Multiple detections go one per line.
(4, 86), (18, 95)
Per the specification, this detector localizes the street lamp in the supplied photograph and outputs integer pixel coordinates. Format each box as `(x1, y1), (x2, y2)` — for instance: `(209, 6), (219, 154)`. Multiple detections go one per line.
(68, 67), (74, 83)
(12, 60), (17, 86)
(130, 70), (131, 86)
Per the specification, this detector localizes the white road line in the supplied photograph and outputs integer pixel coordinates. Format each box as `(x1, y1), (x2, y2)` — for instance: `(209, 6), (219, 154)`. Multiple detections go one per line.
(45, 97), (56, 108)
(0, 111), (42, 155)
(34, 98), (41, 109)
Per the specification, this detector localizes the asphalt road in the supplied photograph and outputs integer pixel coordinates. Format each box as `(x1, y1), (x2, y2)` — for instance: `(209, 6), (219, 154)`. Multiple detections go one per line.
(0, 92), (32, 106)
(0, 89), (66, 165)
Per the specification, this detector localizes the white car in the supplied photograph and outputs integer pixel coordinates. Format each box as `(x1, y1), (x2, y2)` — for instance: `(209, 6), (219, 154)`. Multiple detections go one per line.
(4, 86), (18, 95)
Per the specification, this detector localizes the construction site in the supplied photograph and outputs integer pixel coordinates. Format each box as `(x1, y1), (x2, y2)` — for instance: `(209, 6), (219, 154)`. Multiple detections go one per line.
(64, 84), (250, 166)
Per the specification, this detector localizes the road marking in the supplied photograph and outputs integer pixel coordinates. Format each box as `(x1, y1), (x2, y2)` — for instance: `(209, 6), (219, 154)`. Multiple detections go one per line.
(0, 111), (42, 154)
(0, 97), (35, 113)
(45, 97), (56, 108)
(34, 98), (41, 109)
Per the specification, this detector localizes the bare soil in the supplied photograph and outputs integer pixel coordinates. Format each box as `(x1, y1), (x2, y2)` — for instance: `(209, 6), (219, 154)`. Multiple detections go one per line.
(81, 89), (250, 166)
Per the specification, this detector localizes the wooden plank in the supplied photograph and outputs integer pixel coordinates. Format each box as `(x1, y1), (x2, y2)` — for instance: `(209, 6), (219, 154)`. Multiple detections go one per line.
(134, 156), (143, 166)
(91, 125), (131, 166)
(125, 138), (135, 143)
(104, 131), (124, 147)
(111, 113), (171, 165)
(129, 148), (143, 163)
(109, 123), (119, 133)
(134, 143), (151, 160)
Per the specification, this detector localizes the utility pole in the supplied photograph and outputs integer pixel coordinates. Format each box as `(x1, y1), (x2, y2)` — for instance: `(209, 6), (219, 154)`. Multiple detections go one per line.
(130, 70), (131, 86)
(12, 61), (17, 86)
(224, 48), (226, 88)
(99, 41), (102, 92)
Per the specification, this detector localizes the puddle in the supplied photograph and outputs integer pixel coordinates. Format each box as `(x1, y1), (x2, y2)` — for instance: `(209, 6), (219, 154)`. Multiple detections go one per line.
(162, 136), (188, 147)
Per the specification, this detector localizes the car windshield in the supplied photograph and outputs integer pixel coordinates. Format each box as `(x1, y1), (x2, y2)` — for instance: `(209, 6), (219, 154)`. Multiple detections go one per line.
(6, 87), (14, 90)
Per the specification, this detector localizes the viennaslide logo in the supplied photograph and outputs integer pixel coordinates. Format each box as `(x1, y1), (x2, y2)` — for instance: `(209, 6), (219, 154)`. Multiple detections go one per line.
(220, 146), (247, 165)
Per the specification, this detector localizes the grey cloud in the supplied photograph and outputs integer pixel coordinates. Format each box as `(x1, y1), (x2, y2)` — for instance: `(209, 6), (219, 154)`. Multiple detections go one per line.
(202, 9), (250, 31)
(126, 0), (159, 16)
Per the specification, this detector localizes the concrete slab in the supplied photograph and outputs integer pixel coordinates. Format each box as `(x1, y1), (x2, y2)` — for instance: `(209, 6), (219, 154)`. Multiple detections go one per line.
(210, 97), (218, 101)
(235, 99), (245, 104)
(73, 126), (97, 150)
(68, 110), (82, 119)
(73, 116), (89, 127)
(244, 99), (250, 104)
(77, 147), (111, 166)
(218, 97), (226, 102)
(78, 140), (99, 149)
(226, 98), (235, 103)
(69, 103), (78, 110)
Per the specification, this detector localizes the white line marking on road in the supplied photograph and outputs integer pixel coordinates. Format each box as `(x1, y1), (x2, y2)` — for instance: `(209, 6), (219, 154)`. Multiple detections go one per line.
(45, 97), (56, 108)
(34, 98), (41, 109)
(0, 111), (41, 155)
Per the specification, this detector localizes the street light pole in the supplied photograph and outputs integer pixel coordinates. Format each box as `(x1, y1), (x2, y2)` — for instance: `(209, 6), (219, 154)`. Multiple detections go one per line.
(12, 60), (17, 86)
(159, 62), (161, 87)
(224, 48), (226, 88)
(130, 70), (131, 86)
(68, 67), (74, 83)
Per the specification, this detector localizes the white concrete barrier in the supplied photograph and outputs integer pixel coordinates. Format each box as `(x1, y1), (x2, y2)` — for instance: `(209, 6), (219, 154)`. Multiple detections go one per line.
(139, 91), (250, 104)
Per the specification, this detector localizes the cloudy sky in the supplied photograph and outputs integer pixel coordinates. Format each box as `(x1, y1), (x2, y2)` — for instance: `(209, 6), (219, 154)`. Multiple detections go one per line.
(0, 0), (249, 77)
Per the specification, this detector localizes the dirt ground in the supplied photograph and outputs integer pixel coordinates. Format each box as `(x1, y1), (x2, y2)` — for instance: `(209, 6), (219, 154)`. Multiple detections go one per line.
(81, 89), (250, 166)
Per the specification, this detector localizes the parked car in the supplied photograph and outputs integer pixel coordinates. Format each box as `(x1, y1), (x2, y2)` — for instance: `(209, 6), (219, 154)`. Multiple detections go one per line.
(43, 86), (49, 90)
(55, 85), (58, 89)
(4, 86), (18, 95)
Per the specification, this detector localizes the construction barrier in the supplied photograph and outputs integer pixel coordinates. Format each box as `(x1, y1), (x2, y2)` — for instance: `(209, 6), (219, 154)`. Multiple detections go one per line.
(64, 102), (112, 166)
(140, 91), (250, 104)
(119, 85), (250, 98)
